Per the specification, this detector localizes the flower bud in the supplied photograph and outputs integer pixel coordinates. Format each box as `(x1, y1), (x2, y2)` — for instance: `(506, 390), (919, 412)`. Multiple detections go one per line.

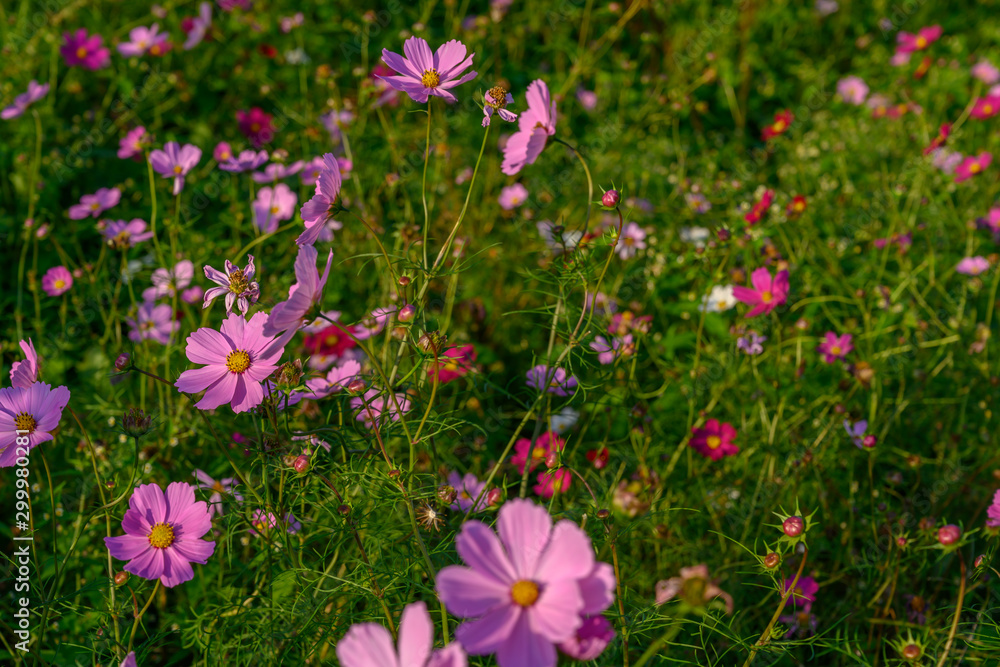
(437, 485), (457, 505)
(273, 359), (303, 391)
(115, 352), (131, 371)
(545, 451), (559, 469)
(293, 455), (309, 474)
(602, 189), (620, 208)
(486, 488), (503, 506)
(417, 330), (446, 355)
(121, 408), (154, 438)
(862, 434), (877, 448)
(398, 275), (412, 287)
(901, 644), (921, 660)
(398, 304), (417, 323)
(896, 536), (907, 548)
(782, 516), (804, 537)
(974, 554), (986, 568)
(938, 524), (961, 545)
(346, 378), (367, 395)
(763, 552), (781, 569)
(596, 509), (610, 520)
(338, 504), (351, 515)
(114, 571), (129, 586)
(716, 228), (731, 242)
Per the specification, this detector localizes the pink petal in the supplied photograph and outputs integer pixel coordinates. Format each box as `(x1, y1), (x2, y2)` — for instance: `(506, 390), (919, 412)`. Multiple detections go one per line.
(532, 520), (594, 583)
(427, 643), (467, 667)
(124, 542), (165, 581)
(186, 327), (232, 364)
(403, 36), (432, 74)
(130, 483), (168, 524)
(175, 365), (226, 394)
(336, 622), (400, 667)
(528, 578), (584, 642)
(497, 498), (552, 578)
(494, 611), (557, 667)
(159, 548), (195, 587)
(195, 370), (238, 410)
(437, 565), (512, 617)
(105, 535), (151, 561)
(454, 604), (521, 655)
(578, 562), (616, 614)
(171, 537), (216, 564)
(397, 602), (433, 667)
(455, 521), (517, 585)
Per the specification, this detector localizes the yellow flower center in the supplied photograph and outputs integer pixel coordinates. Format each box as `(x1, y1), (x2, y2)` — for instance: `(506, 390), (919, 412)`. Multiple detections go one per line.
(14, 412), (37, 433)
(76, 46), (88, 59)
(761, 291), (773, 303)
(421, 68), (441, 88)
(53, 279), (66, 290)
(212, 481), (225, 493)
(971, 163), (981, 174)
(226, 349), (251, 374)
(138, 40), (147, 49)
(149, 44), (161, 56)
(706, 435), (722, 449)
(148, 522), (175, 548)
(772, 120), (786, 132)
(830, 345), (842, 355)
(251, 122), (261, 132)
(228, 268), (249, 294)
(270, 205), (280, 214)
(984, 104), (994, 115)
(916, 36), (927, 48)
(532, 446), (546, 459)
(487, 85), (508, 109)
(173, 165), (183, 174)
(110, 230), (131, 249)
(552, 476), (565, 491)
(510, 580), (540, 607)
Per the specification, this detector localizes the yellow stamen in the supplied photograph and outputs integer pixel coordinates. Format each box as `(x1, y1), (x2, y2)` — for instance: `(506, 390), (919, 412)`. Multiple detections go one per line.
(510, 580), (540, 607)
(14, 412), (37, 433)
(421, 68), (441, 88)
(148, 522), (175, 548)
(706, 435), (722, 449)
(226, 350), (251, 373)
(761, 291), (773, 303)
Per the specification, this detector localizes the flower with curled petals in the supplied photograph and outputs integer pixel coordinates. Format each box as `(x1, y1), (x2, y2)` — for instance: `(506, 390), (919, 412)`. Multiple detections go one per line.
(10, 339), (39, 389)
(501, 79), (557, 176)
(378, 36), (477, 104)
(298, 153), (343, 246)
(337, 601), (467, 667)
(202, 256), (259, 316)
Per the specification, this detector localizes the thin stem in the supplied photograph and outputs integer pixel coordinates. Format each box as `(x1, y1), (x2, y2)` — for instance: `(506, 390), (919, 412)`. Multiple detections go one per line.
(936, 557), (967, 667)
(127, 581), (160, 655)
(742, 548), (809, 667)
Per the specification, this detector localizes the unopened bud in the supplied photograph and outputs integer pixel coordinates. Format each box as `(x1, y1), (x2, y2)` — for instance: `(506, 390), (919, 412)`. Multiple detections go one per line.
(716, 228), (730, 242)
(862, 434), (877, 448)
(338, 504), (350, 516)
(974, 554), (986, 568)
(896, 536), (907, 548)
(398, 275), (411, 287)
(115, 353), (130, 371)
(782, 516), (805, 537)
(596, 509), (610, 520)
(938, 524), (961, 545)
(114, 571), (129, 586)
(273, 359), (303, 391)
(388, 469), (402, 480)
(438, 485), (457, 505)
(763, 552), (781, 569)
(545, 452), (559, 469)
(417, 330), (446, 355)
(486, 488), (503, 506)
(347, 378), (367, 395)
(293, 455), (309, 474)
(901, 644), (921, 660)
(398, 304), (416, 323)
(121, 408), (154, 438)
(602, 189), (620, 208)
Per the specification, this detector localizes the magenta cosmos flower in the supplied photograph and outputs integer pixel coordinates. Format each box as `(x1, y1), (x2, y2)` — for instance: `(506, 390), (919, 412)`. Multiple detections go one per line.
(0, 382), (71, 467)
(104, 482), (216, 588)
(1, 80), (50, 120)
(337, 601), (466, 667)
(237, 107), (276, 147)
(732, 267), (789, 317)
(175, 312), (285, 413)
(897, 25), (942, 54)
(127, 300), (179, 345)
(61, 29), (110, 69)
(68, 187), (121, 219)
(436, 498), (616, 667)
(557, 616), (614, 661)
(512, 432), (565, 474)
(971, 96), (1000, 121)
(816, 332), (853, 363)
(193, 469), (242, 517)
(182, 2), (213, 50)
(429, 345), (476, 384)
(534, 469), (571, 498)
(689, 419), (739, 461)
(298, 153), (343, 246)
(150, 142), (202, 195)
(41, 266), (73, 296)
(104, 219), (154, 250)
(117, 23), (169, 57)
(498, 183), (528, 210)
(526, 364), (577, 396)
(955, 153), (992, 183)
(262, 245), (334, 343)
(219, 149), (268, 172)
(986, 489), (1000, 528)
(203, 256), (259, 315)
(378, 37), (477, 104)
(253, 183), (297, 233)
(957, 256), (990, 275)
(501, 79), (557, 175)
(10, 339), (39, 389)
(784, 576), (819, 607)
(117, 126), (148, 159)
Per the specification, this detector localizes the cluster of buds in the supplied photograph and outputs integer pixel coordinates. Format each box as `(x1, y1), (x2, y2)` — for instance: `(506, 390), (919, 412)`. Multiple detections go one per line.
(772, 501), (817, 548)
(417, 330), (447, 356)
(271, 359), (304, 393)
(120, 408), (154, 438)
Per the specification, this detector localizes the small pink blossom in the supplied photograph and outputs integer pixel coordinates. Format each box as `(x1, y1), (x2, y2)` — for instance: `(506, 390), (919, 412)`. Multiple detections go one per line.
(732, 267), (789, 317)
(41, 266), (73, 296)
(68, 187), (121, 219)
(816, 332), (853, 363)
(61, 29), (110, 69)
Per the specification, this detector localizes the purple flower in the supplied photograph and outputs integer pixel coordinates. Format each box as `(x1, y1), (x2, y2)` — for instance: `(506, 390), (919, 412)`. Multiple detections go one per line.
(203, 256), (259, 316)
(298, 153), (343, 246)
(0, 382), (71, 467)
(151, 260), (195, 299)
(251, 161), (304, 183)
(498, 183), (529, 210)
(253, 183), (298, 233)
(117, 23), (169, 57)
(350, 388), (412, 429)
(193, 469), (242, 517)
(577, 88), (598, 111)
(118, 126), (148, 159)
(737, 331), (767, 355)
(843, 419), (869, 448)
(150, 142), (202, 195)
(448, 470), (487, 513)
(218, 149), (268, 173)
(986, 489), (1000, 528)
(617, 222), (647, 259)
(526, 364), (578, 396)
(957, 256), (990, 276)
(337, 601), (466, 667)
(779, 608), (818, 638)
(501, 79), (557, 175)
(1, 80), (50, 120)
(61, 29), (110, 70)
(482, 85), (517, 127)
(41, 266), (73, 296)
(557, 615), (614, 661)
(320, 109), (355, 143)
(104, 219), (154, 250)
(378, 36), (477, 103)
(68, 187), (121, 219)
(10, 339), (39, 389)
(126, 300), (178, 345)
(590, 335), (634, 365)
(183, 2), (212, 50)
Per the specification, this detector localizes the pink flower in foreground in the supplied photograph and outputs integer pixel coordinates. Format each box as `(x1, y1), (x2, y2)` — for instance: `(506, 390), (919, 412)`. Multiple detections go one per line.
(127, 300), (179, 345)
(816, 332), (853, 363)
(689, 419), (739, 461)
(193, 469), (243, 517)
(896, 25), (942, 54)
(378, 36), (477, 104)
(436, 499), (616, 667)
(117, 23), (169, 57)
(41, 266), (73, 296)
(203, 256), (259, 315)
(0, 382), (71, 467)
(1, 80), (50, 120)
(501, 79), (557, 175)
(263, 245), (334, 349)
(655, 564), (734, 614)
(986, 489), (1000, 528)
(150, 142), (202, 195)
(61, 29), (110, 69)
(298, 153), (343, 246)
(10, 339), (39, 389)
(429, 345), (476, 383)
(253, 183), (298, 233)
(732, 267), (789, 317)
(175, 312), (285, 413)
(104, 482), (216, 588)
(68, 187), (121, 219)
(955, 153), (992, 183)
(104, 219), (154, 250)
(957, 256), (990, 276)
(337, 601), (467, 667)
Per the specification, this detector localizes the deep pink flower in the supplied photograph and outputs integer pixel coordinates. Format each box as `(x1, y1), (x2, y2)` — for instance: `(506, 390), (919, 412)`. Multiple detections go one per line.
(237, 107), (275, 147)
(511, 432), (565, 474)
(957, 256), (990, 275)
(897, 25), (942, 54)
(732, 267), (789, 317)
(783, 576), (819, 607)
(213, 142), (233, 162)
(262, 245), (334, 350)
(448, 470), (488, 513)
(10, 339), (39, 389)
(150, 142), (202, 195)
(1, 80), (50, 120)
(175, 312), (285, 413)
(298, 153), (343, 246)
(436, 498), (616, 667)
(104, 219), (154, 249)
(378, 36), (477, 104)
(986, 489), (1000, 528)
(253, 183), (297, 233)
(0, 382), (71, 467)
(816, 332), (853, 363)
(429, 345), (476, 383)
(501, 79), (557, 175)
(526, 364), (577, 396)
(219, 149), (268, 172)
(68, 187), (121, 219)
(689, 419), (739, 461)
(971, 96), (1000, 120)
(955, 153), (992, 183)
(41, 266), (73, 296)
(117, 23), (169, 57)
(193, 469), (242, 517)
(127, 300), (179, 345)
(218, 0), (252, 11)
(534, 469), (571, 498)
(203, 256), (259, 315)
(117, 126), (148, 159)
(61, 29), (110, 69)
(104, 482), (216, 588)
(337, 601), (466, 667)
(151, 260), (194, 299)
(183, 2), (212, 50)
(557, 615), (614, 662)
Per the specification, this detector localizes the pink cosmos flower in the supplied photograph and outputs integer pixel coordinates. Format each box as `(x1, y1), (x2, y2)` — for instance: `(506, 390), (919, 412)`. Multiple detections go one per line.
(250, 510), (301, 536)
(511, 432), (565, 474)
(237, 107), (275, 147)
(986, 489), (1000, 528)
(353, 306), (398, 340)
(1, 80), (50, 120)
(448, 470), (488, 513)
(617, 222), (647, 259)
(897, 25), (942, 54)
(182, 285), (204, 304)
(175, 312), (285, 413)
(590, 334), (634, 365)
(501, 79), (557, 175)
(105, 482), (216, 588)
(213, 142), (233, 162)
(689, 419), (739, 461)
(337, 601), (467, 667)
(655, 564), (734, 614)
(890, 51), (911, 67)
(151, 260), (194, 299)
(10, 339), (39, 389)
(218, 0), (252, 11)
(957, 256), (990, 275)
(577, 88), (598, 111)
(280, 13), (304, 33)
(784, 576), (819, 607)
(972, 96), (1000, 120)
(732, 267), (790, 317)
(251, 161), (304, 183)
(973, 60), (1000, 85)
(955, 153), (992, 183)
(121, 652), (137, 667)
(68, 187), (121, 219)
(843, 419), (869, 448)
(836, 76), (868, 105)
(262, 245), (334, 347)
(203, 256), (259, 315)
(557, 615), (614, 661)
(526, 364), (577, 396)
(193, 469), (242, 517)
(932, 148), (964, 174)
(299, 153), (343, 246)
(320, 109), (354, 143)
(219, 149), (268, 172)
(534, 468), (571, 498)
(816, 332), (853, 363)
(183, 2), (212, 50)
(498, 183), (529, 210)
(350, 388), (412, 428)
(104, 219), (154, 250)
(436, 498), (616, 667)
(127, 300), (179, 345)
(429, 345), (476, 383)
(41, 266), (73, 296)
(253, 183), (298, 233)
(0, 382), (70, 467)
(378, 37), (477, 104)
(150, 142), (202, 195)
(482, 85), (517, 127)
(61, 29), (110, 69)
(298, 359), (363, 400)
(117, 23), (169, 57)
(117, 126), (148, 160)
(299, 156), (327, 185)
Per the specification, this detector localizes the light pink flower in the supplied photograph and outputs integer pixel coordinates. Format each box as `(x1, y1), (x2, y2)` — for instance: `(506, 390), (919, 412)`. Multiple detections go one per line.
(972, 60), (1000, 85)
(68, 187), (121, 219)
(151, 260), (195, 299)
(956, 256), (990, 275)
(298, 359), (363, 400)
(655, 564), (734, 614)
(127, 300), (179, 345)
(498, 183), (528, 210)
(1, 80), (50, 120)
(617, 222), (647, 259)
(337, 601), (467, 667)
(253, 183), (298, 233)
(104, 219), (154, 250)
(183, 2), (212, 50)
(378, 36), (477, 104)
(10, 339), (39, 389)
(501, 79), (557, 175)
(118, 126), (148, 159)
(298, 153), (343, 246)
(193, 469), (243, 517)
(117, 23), (169, 57)
(836, 76), (868, 105)
(150, 142), (202, 195)
(202, 256), (259, 315)
(251, 161), (304, 183)
(350, 388), (412, 429)
(0, 382), (71, 467)
(262, 245), (334, 352)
